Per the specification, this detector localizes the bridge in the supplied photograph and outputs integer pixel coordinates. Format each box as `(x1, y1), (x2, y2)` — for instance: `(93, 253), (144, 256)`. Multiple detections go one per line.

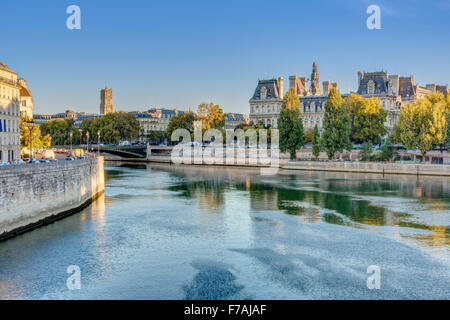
(62, 145), (148, 158)
(98, 145), (147, 158)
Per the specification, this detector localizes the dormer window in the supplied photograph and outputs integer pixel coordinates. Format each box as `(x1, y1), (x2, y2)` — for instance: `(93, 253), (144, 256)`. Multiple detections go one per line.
(368, 80), (375, 95)
(260, 86), (267, 100)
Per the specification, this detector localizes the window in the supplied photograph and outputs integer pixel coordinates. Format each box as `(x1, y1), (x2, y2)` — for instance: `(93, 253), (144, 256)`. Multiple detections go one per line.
(368, 80), (375, 94)
(260, 86), (267, 100)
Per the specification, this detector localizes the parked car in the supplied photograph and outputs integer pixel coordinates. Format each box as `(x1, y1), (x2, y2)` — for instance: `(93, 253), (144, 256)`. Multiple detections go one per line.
(65, 156), (76, 161)
(0, 161), (10, 167)
(40, 159), (51, 163)
(27, 158), (40, 164)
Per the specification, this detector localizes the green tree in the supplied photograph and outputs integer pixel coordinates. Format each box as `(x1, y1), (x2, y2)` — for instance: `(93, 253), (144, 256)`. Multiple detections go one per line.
(359, 142), (372, 161)
(311, 125), (322, 159)
(166, 111), (196, 142)
(321, 88), (352, 159)
(80, 112), (140, 144)
(40, 119), (71, 145)
(353, 98), (387, 143)
(278, 88), (305, 160)
(378, 141), (394, 161)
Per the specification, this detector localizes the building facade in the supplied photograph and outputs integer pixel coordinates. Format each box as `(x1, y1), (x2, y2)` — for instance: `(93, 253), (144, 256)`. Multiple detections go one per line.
(0, 62), (21, 162)
(249, 77), (284, 128)
(225, 112), (248, 129)
(133, 108), (184, 139)
(249, 62), (448, 133)
(100, 86), (113, 115)
(18, 78), (33, 118)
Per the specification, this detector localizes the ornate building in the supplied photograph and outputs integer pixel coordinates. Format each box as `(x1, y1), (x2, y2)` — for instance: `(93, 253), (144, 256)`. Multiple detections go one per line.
(249, 62), (448, 133)
(100, 86), (113, 115)
(249, 77), (284, 127)
(356, 71), (447, 131)
(0, 62), (21, 162)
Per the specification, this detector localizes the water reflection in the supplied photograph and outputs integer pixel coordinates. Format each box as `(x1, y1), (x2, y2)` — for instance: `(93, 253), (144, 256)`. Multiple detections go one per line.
(144, 163), (449, 249)
(0, 162), (448, 299)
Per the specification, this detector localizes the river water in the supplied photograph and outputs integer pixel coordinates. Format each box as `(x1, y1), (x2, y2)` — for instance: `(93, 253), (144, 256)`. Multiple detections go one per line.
(0, 163), (449, 299)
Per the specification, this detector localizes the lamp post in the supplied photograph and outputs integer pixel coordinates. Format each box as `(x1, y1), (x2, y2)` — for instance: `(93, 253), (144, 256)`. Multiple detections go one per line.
(86, 131), (90, 154)
(97, 130), (101, 156)
(69, 131), (73, 154)
(79, 129), (82, 148)
(26, 120), (35, 160)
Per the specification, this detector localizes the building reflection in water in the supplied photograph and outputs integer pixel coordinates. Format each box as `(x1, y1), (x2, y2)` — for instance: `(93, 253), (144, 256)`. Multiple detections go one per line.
(134, 163), (449, 251)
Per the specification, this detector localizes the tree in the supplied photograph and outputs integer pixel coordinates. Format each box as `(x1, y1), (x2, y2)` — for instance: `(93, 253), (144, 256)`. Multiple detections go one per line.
(20, 116), (51, 152)
(311, 125), (322, 159)
(353, 97), (387, 143)
(359, 142), (372, 161)
(166, 111), (196, 142)
(80, 112), (140, 144)
(304, 128), (314, 143)
(321, 88), (352, 159)
(40, 119), (71, 145)
(197, 102), (225, 130)
(392, 93), (447, 155)
(278, 88), (305, 160)
(378, 141), (394, 161)
(344, 93), (364, 141)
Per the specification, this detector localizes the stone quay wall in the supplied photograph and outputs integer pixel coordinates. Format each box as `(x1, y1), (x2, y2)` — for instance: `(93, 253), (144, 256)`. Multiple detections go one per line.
(282, 161), (450, 176)
(0, 157), (104, 240)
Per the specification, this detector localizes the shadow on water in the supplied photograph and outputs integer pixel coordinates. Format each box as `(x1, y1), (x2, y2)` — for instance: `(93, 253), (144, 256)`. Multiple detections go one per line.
(183, 260), (246, 300)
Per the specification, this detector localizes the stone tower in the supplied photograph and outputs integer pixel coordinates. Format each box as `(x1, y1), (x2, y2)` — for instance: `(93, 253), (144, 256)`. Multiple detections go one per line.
(100, 86), (113, 115)
(310, 61), (321, 96)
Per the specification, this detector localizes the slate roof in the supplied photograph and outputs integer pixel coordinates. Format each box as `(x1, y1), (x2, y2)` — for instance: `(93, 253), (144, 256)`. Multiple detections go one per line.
(357, 71), (389, 95)
(225, 113), (245, 122)
(250, 79), (283, 100)
(398, 77), (415, 98)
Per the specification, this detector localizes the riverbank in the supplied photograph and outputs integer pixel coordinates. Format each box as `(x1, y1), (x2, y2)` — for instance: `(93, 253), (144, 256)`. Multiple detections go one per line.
(283, 160), (450, 176)
(105, 154), (450, 177)
(0, 157), (105, 241)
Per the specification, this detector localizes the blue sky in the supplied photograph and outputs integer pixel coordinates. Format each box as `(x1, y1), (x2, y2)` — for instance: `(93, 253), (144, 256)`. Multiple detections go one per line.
(1, 0), (450, 114)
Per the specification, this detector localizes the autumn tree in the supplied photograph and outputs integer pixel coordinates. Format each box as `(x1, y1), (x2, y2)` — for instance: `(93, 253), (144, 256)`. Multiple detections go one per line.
(321, 88), (352, 159)
(392, 93), (447, 155)
(344, 93), (364, 141)
(353, 97), (387, 143)
(278, 88), (305, 160)
(20, 116), (51, 152)
(197, 102), (225, 130)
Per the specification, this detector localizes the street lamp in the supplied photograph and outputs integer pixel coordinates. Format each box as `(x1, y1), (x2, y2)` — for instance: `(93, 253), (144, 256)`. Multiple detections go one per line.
(86, 131), (90, 154)
(97, 130), (101, 156)
(79, 129), (82, 148)
(25, 120), (35, 160)
(69, 131), (73, 154)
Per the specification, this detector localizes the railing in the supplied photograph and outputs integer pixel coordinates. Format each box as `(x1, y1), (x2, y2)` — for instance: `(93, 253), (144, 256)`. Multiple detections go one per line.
(0, 76), (19, 87)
